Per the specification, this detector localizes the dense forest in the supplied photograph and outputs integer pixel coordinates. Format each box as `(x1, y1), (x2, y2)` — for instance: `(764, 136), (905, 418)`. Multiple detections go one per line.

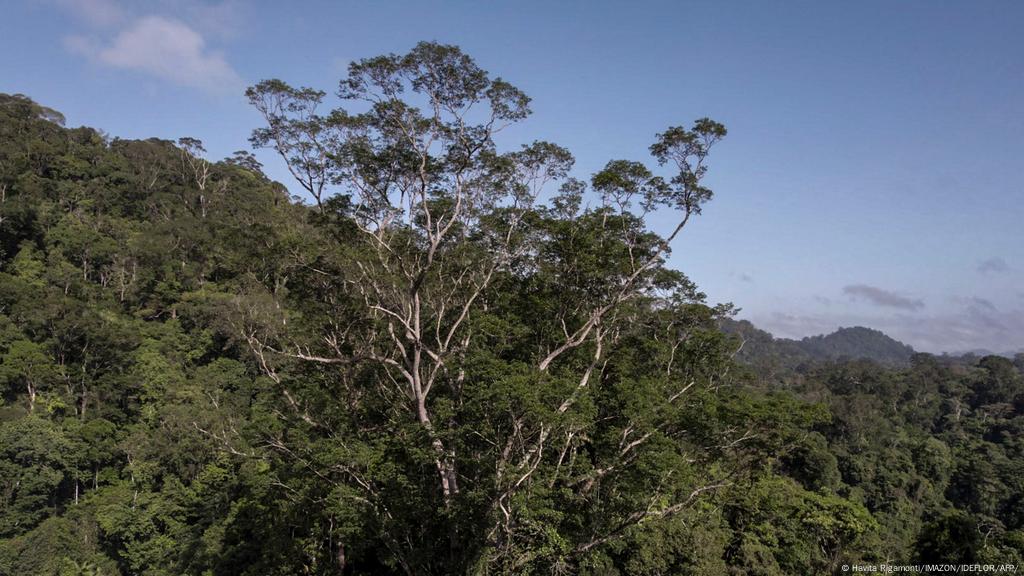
(1, 43), (1022, 576)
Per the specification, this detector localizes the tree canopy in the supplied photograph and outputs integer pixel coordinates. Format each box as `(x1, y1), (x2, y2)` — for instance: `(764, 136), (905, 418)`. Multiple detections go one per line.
(0, 43), (1021, 575)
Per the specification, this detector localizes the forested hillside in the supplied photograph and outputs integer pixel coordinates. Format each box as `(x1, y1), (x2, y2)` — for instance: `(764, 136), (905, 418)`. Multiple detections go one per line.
(723, 320), (916, 367)
(0, 43), (1022, 576)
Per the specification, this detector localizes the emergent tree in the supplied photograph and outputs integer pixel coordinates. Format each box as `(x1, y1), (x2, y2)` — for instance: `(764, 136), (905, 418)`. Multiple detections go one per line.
(244, 42), (737, 574)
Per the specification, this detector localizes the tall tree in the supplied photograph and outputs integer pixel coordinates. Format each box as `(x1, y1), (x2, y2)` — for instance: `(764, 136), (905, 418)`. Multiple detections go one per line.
(245, 42), (734, 572)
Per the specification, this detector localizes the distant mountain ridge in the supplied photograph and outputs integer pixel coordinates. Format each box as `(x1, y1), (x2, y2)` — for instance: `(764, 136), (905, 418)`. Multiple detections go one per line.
(797, 325), (916, 363)
(720, 319), (917, 371)
(949, 347), (1024, 359)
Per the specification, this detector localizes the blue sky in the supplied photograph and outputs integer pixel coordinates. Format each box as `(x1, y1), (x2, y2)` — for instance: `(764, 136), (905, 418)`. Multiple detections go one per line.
(3, 0), (1022, 353)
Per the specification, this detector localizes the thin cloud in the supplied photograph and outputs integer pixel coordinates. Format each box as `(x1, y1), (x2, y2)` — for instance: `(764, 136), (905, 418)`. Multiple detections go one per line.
(54, 0), (126, 28)
(977, 257), (1009, 274)
(172, 0), (248, 40)
(56, 0), (243, 35)
(67, 15), (242, 94)
(843, 284), (924, 311)
(959, 296), (997, 312)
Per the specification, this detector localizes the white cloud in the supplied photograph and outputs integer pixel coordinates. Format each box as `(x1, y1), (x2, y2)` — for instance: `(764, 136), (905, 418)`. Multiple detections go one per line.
(68, 15), (242, 94)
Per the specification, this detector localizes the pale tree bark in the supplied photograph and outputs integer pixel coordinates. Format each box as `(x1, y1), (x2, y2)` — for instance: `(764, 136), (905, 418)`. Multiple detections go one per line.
(243, 43), (732, 572)
(245, 46), (560, 509)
